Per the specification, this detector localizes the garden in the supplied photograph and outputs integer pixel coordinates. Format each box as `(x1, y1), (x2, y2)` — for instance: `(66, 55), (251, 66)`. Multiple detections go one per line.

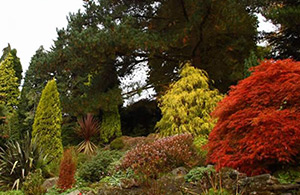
(0, 0), (300, 195)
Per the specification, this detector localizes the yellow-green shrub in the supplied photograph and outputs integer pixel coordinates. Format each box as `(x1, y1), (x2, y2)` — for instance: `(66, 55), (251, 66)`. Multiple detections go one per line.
(156, 63), (223, 137)
(32, 79), (63, 168)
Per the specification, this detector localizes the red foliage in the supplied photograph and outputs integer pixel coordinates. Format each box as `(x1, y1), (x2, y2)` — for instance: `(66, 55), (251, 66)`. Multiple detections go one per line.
(120, 134), (197, 178)
(206, 59), (300, 176)
(57, 149), (76, 191)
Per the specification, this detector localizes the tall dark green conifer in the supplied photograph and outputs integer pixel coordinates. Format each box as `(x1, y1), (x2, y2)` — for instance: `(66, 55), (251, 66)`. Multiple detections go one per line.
(18, 47), (50, 134)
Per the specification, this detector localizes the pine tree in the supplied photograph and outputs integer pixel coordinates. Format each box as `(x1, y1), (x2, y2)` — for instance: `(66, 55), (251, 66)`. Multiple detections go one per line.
(155, 63), (223, 137)
(0, 53), (20, 113)
(32, 79), (63, 165)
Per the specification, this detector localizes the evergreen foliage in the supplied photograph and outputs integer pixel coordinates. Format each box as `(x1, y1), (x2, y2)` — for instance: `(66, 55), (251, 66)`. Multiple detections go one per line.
(156, 63), (223, 137)
(31, 79), (63, 165)
(21, 169), (45, 195)
(98, 87), (122, 143)
(207, 59), (300, 176)
(57, 149), (76, 192)
(18, 47), (50, 135)
(0, 53), (20, 113)
(244, 51), (260, 78)
(264, 1), (300, 60)
(0, 44), (22, 85)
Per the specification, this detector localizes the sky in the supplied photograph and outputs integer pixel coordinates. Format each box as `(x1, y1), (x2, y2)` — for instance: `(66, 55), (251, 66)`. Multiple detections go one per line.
(0, 1), (276, 78)
(0, 0), (84, 76)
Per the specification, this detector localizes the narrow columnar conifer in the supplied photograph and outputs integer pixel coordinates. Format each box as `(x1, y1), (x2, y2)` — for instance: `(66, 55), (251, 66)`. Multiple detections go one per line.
(0, 53), (20, 113)
(32, 79), (63, 164)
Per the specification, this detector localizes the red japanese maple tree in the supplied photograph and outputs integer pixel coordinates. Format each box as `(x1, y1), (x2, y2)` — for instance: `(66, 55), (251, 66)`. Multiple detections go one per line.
(206, 59), (300, 176)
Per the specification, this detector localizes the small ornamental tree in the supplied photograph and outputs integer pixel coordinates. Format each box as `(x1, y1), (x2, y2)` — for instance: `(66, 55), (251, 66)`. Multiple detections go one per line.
(57, 149), (76, 192)
(206, 59), (300, 176)
(0, 53), (20, 113)
(76, 113), (100, 155)
(156, 63), (223, 137)
(32, 79), (63, 165)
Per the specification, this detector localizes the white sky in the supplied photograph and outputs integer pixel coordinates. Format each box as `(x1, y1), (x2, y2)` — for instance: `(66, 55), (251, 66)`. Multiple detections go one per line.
(0, 2), (276, 78)
(0, 0), (84, 76)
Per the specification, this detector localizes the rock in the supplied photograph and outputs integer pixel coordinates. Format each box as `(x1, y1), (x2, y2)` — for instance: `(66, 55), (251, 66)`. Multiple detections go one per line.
(42, 177), (58, 191)
(156, 174), (185, 194)
(86, 191), (96, 195)
(295, 178), (300, 184)
(239, 174), (300, 194)
(66, 189), (81, 195)
(171, 167), (188, 176)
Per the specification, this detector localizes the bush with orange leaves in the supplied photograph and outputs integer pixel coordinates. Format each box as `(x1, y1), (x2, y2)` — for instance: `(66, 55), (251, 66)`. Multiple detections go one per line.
(57, 149), (76, 191)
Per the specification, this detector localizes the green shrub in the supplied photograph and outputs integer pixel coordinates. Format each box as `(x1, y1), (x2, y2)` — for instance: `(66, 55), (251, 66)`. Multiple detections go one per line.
(0, 190), (24, 195)
(185, 166), (216, 183)
(274, 167), (300, 184)
(76, 153), (90, 170)
(78, 150), (123, 182)
(22, 169), (45, 195)
(203, 188), (231, 195)
(110, 137), (124, 150)
(193, 136), (208, 165)
(100, 168), (136, 187)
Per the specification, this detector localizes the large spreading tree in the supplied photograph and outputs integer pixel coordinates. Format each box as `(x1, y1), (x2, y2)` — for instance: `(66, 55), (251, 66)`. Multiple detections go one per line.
(31, 0), (257, 141)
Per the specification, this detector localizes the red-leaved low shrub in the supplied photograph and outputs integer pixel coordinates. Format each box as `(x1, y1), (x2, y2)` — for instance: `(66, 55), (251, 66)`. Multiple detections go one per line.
(206, 59), (300, 176)
(57, 149), (76, 191)
(121, 134), (197, 178)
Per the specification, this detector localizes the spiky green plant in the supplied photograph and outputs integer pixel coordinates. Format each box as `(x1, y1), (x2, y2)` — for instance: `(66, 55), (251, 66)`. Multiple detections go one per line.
(76, 113), (100, 155)
(0, 132), (46, 190)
